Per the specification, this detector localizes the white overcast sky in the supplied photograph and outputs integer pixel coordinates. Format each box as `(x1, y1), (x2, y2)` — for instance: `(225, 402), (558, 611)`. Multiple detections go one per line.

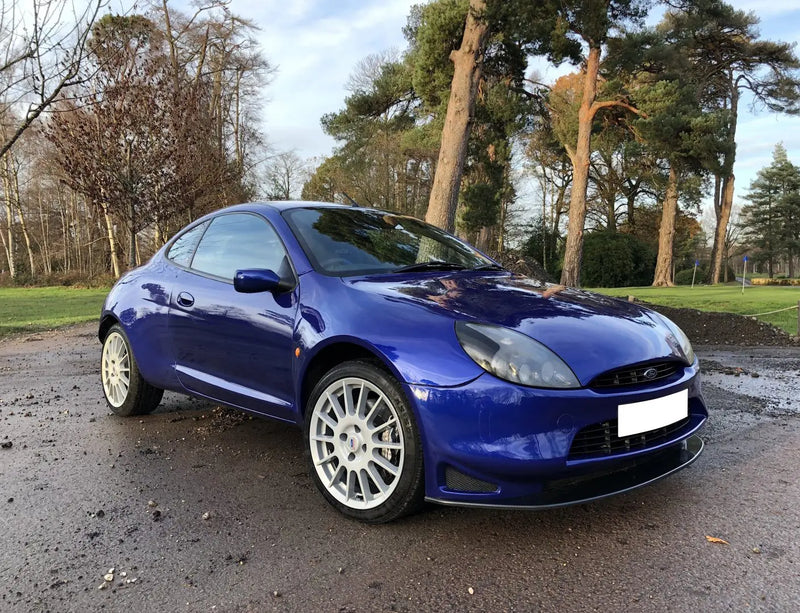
(170, 0), (800, 205)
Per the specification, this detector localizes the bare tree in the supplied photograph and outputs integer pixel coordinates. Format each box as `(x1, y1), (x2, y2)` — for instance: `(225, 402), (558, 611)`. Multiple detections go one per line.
(265, 151), (308, 200)
(0, 0), (106, 159)
(148, 0), (273, 198)
(48, 14), (230, 276)
(345, 49), (400, 94)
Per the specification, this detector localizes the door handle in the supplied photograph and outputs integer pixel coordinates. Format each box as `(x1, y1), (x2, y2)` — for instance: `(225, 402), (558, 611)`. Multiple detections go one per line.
(176, 291), (195, 307)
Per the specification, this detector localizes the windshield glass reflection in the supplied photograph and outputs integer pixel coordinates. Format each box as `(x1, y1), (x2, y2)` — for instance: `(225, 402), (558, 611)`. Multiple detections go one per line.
(283, 207), (492, 276)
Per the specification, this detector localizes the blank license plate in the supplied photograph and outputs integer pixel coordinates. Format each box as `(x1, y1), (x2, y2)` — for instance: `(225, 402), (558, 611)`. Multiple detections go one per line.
(617, 389), (688, 437)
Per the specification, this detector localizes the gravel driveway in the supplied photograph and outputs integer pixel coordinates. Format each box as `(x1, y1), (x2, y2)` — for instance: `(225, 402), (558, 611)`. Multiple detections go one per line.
(1, 323), (799, 612)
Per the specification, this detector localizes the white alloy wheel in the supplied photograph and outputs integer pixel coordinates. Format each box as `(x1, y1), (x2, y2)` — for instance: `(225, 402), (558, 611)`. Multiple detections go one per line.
(309, 376), (405, 510)
(102, 331), (131, 408)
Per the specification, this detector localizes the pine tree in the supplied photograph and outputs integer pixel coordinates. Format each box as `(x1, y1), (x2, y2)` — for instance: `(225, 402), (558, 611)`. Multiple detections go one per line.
(741, 144), (800, 278)
(660, 1), (800, 284)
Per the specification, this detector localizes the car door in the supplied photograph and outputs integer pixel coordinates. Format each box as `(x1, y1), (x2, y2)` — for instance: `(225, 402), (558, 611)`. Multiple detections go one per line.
(168, 212), (298, 422)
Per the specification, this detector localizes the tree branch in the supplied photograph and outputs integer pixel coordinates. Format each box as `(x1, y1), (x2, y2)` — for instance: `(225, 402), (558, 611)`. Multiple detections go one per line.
(590, 99), (647, 118)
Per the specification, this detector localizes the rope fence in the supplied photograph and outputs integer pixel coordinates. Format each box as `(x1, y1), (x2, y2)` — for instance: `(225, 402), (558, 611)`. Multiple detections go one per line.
(742, 304), (800, 317)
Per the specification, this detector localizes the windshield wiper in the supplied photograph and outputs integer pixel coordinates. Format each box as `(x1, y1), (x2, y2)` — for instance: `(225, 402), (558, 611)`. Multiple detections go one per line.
(392, 261), (468, 273)
(472, 263), (505, 271)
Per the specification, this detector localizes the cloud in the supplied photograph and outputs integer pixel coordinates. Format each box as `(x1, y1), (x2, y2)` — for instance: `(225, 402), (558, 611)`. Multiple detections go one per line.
(172, 0), (800, 194)
(237, 0), (416, 159)
(731, 0), (800, 17)
(731, 112), (800, 197)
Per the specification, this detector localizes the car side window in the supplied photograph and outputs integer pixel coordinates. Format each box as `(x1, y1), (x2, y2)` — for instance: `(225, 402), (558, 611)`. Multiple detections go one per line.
(190, 213), (288, 281)
(166, 221), (209, 267)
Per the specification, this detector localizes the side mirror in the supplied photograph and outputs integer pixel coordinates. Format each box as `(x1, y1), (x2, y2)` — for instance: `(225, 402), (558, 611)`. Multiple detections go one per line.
(234, 269), (294, 294)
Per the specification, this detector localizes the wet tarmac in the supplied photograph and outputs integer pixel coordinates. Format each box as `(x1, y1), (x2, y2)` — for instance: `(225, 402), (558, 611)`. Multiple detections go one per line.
(699, 347), (800, 415)
(1, 325), (799, 612)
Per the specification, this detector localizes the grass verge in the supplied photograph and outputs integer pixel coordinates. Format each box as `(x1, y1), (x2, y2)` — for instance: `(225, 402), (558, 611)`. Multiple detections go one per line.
(590, 285), (800, 336)
(1, 284), (797, 339)
(0, 287), (108, 338)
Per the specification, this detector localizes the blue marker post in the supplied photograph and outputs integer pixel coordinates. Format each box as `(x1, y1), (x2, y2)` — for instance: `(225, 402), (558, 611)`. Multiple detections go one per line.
(742, 255), (748, 294)
(691, 260), (699, 288)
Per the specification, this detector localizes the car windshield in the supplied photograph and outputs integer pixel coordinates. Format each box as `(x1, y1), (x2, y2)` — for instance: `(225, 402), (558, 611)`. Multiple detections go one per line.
(282, 207), (495, 276)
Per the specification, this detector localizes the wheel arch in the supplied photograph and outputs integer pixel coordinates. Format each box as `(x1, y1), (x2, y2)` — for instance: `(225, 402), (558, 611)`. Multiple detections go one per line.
(298, 339), (404, 419)
(99, 314), (119, 343)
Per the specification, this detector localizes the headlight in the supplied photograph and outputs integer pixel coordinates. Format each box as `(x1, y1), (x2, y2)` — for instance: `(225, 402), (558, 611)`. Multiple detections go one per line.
(455, 321), (579, 388)
(658, 315), (695, 364)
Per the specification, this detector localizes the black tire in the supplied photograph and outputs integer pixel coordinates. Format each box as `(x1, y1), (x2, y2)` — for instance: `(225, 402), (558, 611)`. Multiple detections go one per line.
(304, 360), (424, 523)
(100, 324), (163, 416)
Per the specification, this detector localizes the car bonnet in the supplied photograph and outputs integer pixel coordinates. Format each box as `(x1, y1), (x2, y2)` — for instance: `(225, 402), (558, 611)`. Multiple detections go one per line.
(344, 272), (689, 385)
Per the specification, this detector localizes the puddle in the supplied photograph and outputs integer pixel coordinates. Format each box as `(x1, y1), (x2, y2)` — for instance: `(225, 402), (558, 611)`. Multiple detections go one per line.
(699, 348), (800, 415)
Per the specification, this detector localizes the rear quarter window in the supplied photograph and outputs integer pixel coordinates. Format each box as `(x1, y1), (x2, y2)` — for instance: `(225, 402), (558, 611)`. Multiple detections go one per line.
(166, 221), (209, 267)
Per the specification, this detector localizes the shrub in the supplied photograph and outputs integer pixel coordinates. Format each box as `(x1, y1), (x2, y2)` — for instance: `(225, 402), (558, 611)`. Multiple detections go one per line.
(580, 231), (656, 287)
(675, 267), (705, 285)
(0, 271), (115, 289)
(522, 223), (562, 279)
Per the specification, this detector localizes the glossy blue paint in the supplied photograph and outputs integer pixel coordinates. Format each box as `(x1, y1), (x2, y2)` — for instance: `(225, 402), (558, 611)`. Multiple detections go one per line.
(168, 266), (297, 421)
(408, 361), (705, 504)
(101, 201), (708, 508)
(234, 269), (284, 293)
(341, 273), (687, 385)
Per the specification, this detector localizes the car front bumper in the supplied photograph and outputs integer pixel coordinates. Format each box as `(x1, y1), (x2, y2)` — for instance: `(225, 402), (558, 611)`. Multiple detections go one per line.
(407, 363), (707, 508)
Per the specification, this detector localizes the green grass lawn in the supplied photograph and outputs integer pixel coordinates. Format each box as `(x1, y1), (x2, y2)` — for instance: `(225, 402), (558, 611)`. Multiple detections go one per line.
(590, 285), (800, 336)
(0, 287), (109, 338)
(1, 284), (798, 340)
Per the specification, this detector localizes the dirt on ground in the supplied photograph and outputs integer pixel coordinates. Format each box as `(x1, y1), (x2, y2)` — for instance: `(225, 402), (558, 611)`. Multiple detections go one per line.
(1, 314), (799, 612)
(502, 255), (798, 347)
(640, 303), (798, 347)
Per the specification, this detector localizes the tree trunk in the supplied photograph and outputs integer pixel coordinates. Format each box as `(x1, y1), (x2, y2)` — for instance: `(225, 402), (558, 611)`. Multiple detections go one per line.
(477, 226), (492, 252)
(709, 84), (739, 284)
(102, 204), (120, 278)
(69, 191), (79, 273)
(560, 46), (602, 287)
(2, 160), (16, 278)
(153, 208), (163, 253)
(212, 56), (224, 156)
(0, 214), (11, 276)
(550, 180), (566, 248)
(709, 174), (735, 284)
(15, 200), (35, 277)
(128, 199), (136, 269)
(625, 179), (639, 229)
(38, 191), (52, 275)
(59, 196), (69, 273)
(425, 0), (488, 232)
(161, 0), (181, 89)
(497, 196), (506, 255)
(126, 143), (136, 269)
(233, 68), (243, 177)
(11, 167), (36, 277)
(606, 196), (616, 232)
(194, 27), (209, 89)
(652, 165), (679, 287)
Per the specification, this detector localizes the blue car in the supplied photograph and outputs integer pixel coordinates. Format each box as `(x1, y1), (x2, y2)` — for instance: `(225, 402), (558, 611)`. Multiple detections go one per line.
(100, 201), (707, 523)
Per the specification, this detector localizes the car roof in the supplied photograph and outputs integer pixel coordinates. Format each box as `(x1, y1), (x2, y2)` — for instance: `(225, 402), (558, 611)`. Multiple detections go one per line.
(188, 200), (386, 229)
(248, 200), (355, 212)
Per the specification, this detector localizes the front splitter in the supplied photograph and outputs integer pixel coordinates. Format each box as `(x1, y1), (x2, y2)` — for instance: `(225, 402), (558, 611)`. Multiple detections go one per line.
(426, 435), (704, 510)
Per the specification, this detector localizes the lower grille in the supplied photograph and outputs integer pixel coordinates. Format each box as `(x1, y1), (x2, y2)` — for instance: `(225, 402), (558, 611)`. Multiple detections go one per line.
(444, 466), (497, 493)
(568, 416), (691, 459)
